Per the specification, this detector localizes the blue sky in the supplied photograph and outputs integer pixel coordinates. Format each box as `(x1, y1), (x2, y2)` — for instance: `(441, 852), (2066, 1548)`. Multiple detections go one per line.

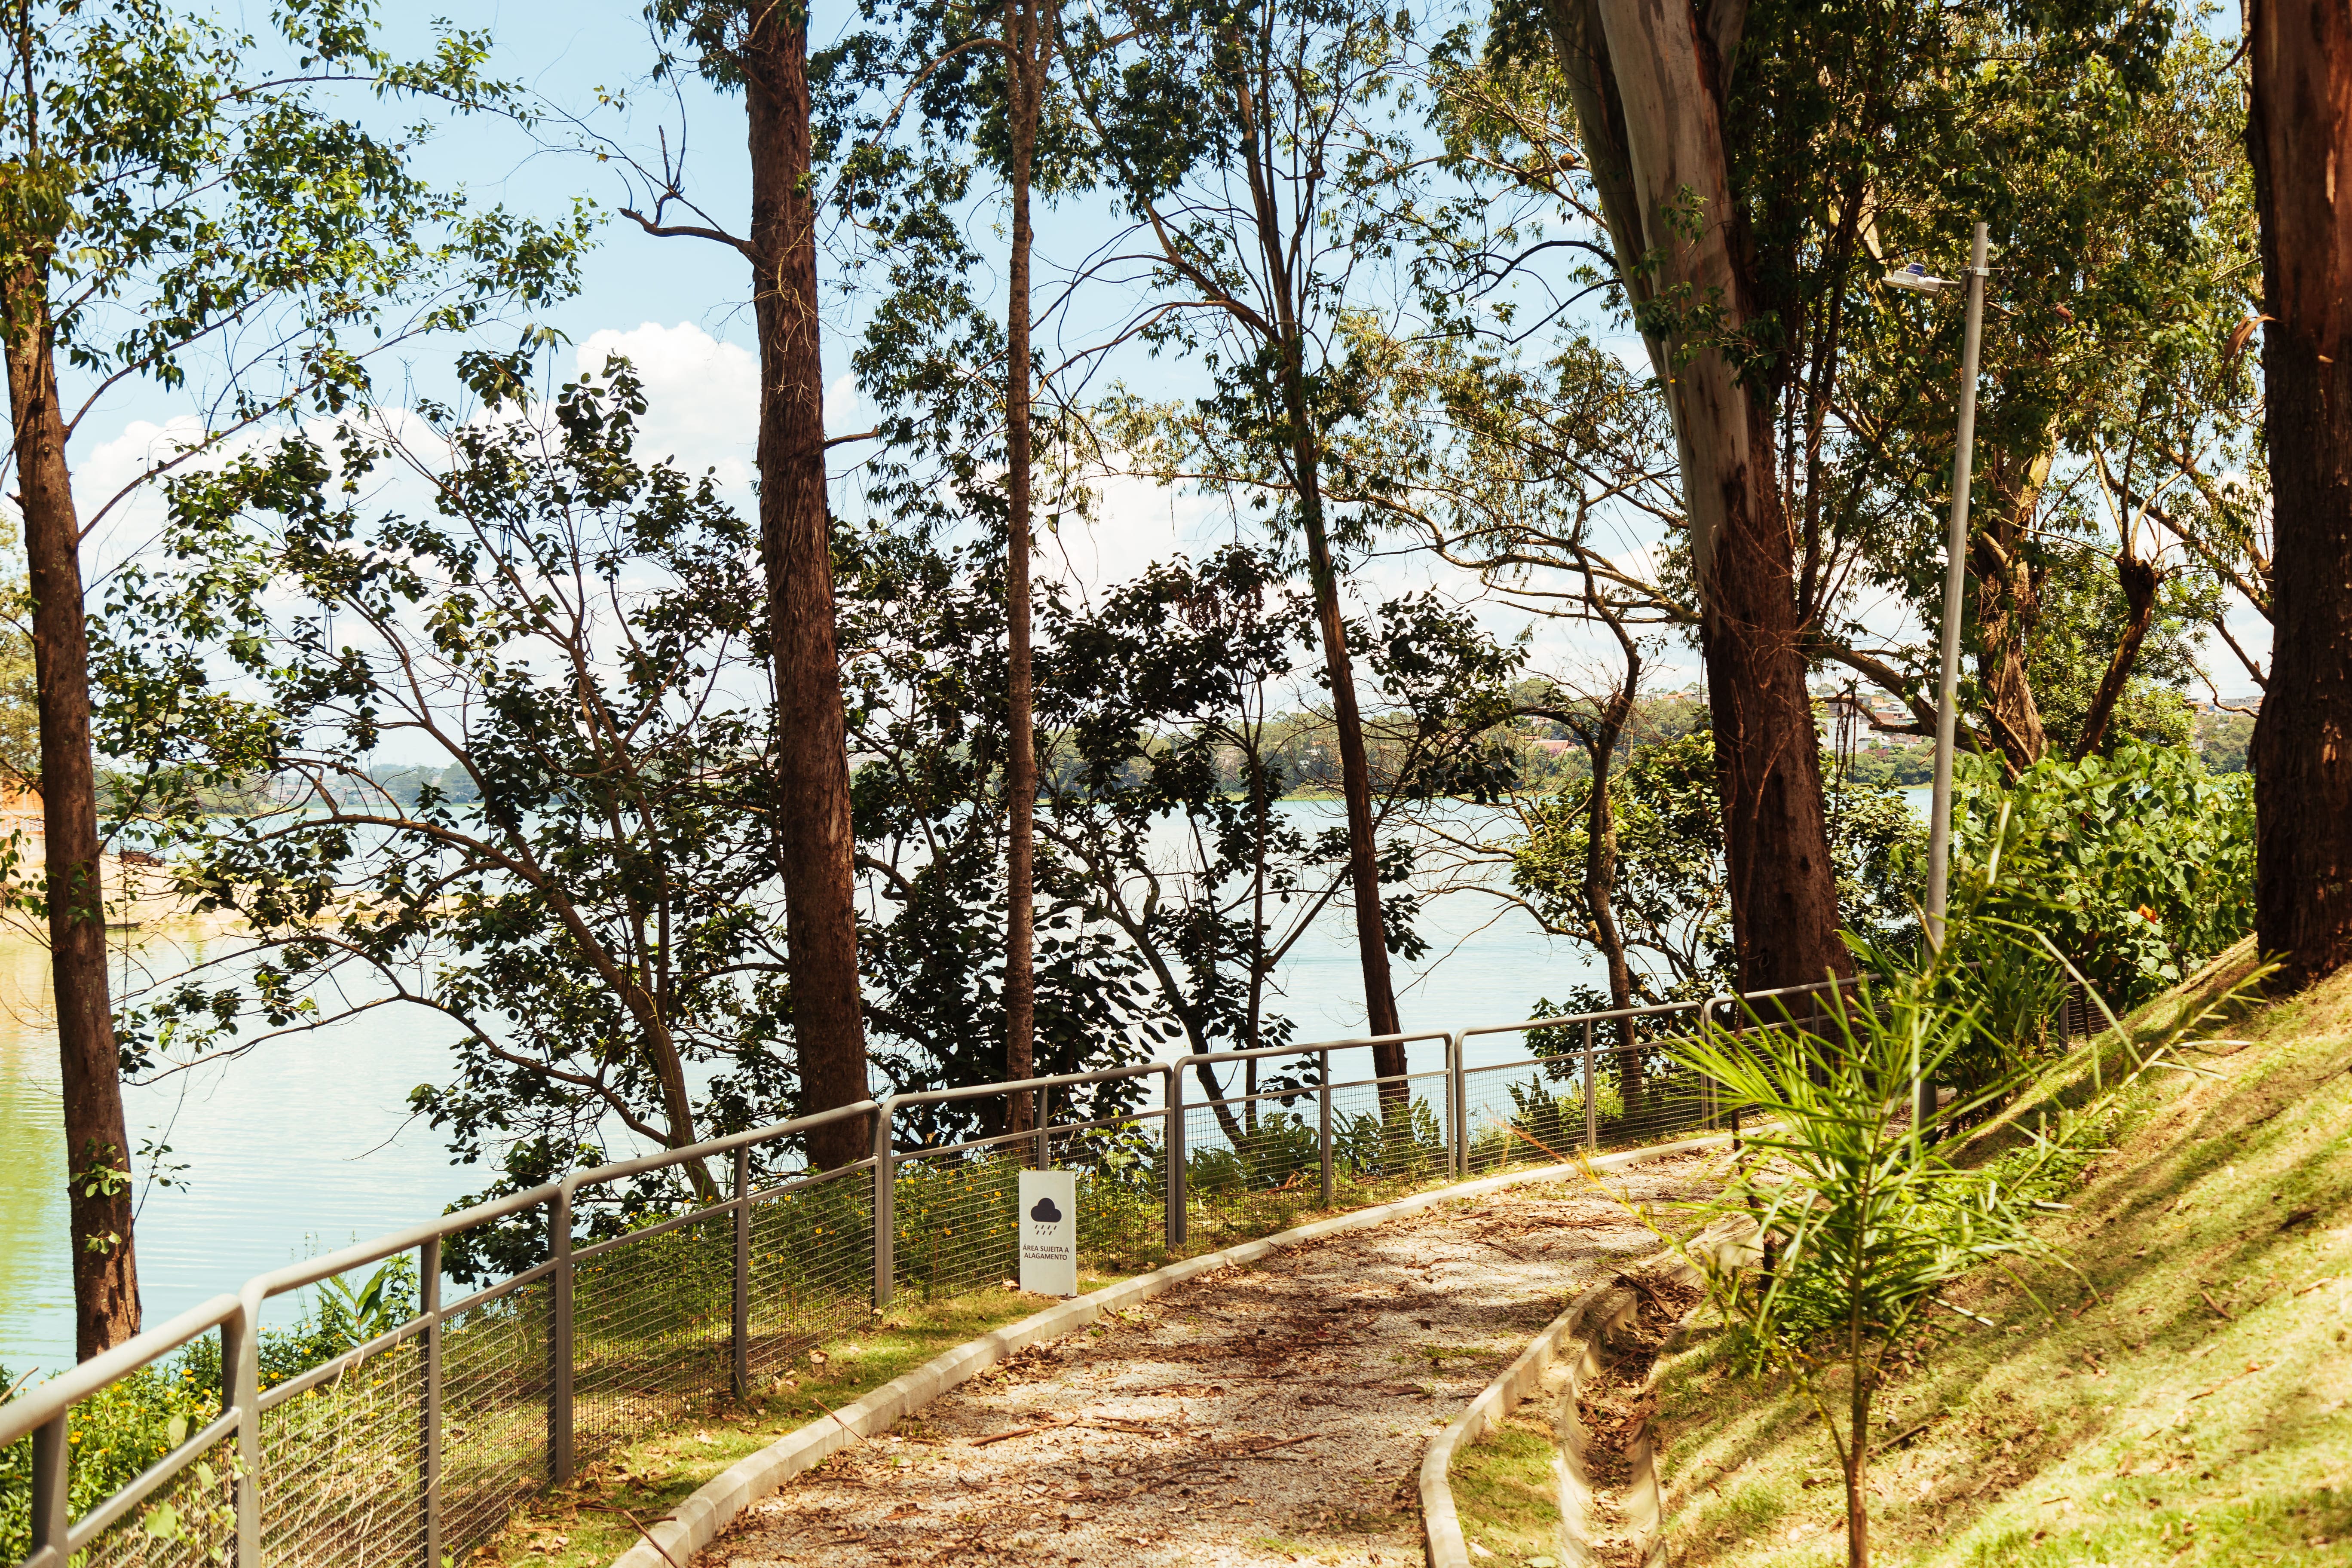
(49, 0), (2266, 763)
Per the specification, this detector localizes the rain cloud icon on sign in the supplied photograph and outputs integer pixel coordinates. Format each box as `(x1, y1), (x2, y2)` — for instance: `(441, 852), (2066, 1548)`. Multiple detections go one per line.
(1029, 1197), (1063, 1224)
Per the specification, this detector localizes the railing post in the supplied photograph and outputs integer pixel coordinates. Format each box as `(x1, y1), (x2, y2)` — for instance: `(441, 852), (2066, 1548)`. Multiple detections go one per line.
(732, 1145), (751, 1401)
(1583, 1020), (1597, 1153)
(421, 1235), (443, 1568)
(549, 1186), (574, 1484)
(1721, 1006), (1740, 1142)
(872, 1102), (895, 1311)
(1167, 1063), (1188, 1247)
(224, 1297), (261, 1565)
(1317, 1047), (1334, 1207)
(1447, 1032), (1466, 1181)
(29, 1412), (67, 1566)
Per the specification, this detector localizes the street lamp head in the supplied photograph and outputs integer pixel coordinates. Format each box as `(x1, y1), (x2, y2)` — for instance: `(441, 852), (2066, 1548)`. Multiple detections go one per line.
(1883, 261), (1954, 296)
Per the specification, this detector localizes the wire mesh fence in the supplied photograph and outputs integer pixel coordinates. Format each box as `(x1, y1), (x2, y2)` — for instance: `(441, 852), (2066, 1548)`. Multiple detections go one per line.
(888, 1108), (1172, 1302)
(1175, 1059), (1455, 1250)
(570, 1206), (734, 1464)
(71, 1421), (241, 1568)
(437, 1272), (550, 1564)
(744, 1166), (874, 1384)
(257, 1334), (425, 1567)
(8, 983), (1946, 1568)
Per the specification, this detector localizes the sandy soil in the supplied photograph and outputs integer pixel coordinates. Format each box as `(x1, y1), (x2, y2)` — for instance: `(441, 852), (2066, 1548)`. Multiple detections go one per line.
(698, 1151), (1724, 1568)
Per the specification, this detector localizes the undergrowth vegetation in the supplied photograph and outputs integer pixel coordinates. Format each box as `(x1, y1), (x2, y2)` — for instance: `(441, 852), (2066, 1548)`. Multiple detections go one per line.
(1651, 939), (2352, 1568)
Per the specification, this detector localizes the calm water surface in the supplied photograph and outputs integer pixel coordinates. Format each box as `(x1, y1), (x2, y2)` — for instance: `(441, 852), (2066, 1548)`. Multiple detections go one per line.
(4, 790), (1935, 1372)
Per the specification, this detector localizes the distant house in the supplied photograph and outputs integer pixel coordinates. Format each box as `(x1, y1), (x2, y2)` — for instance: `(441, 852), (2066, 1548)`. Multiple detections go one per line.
(0, 779), (40, 863)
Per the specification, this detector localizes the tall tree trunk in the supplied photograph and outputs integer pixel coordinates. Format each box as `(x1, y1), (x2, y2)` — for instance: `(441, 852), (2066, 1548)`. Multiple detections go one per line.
(1002, 0), (1041, 1137)
(1575, 615), (1642, 1102)
(2248, 0), (2352, 992)
(2070, 548), (2165, 763)
(1295, 466), (1406, 1071)
(1232, 40), (1406, 1090)
(1969, 449), (2050, 777)
(1583, 0), (1850, 993)
(744, 6), (870, 1168)
(3, 271), (140, 1360)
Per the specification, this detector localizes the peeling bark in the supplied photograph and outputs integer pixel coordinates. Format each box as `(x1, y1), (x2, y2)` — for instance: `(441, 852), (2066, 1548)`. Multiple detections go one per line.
(1577, 0), (1850, 992)
(2248, 0), (2352, 990)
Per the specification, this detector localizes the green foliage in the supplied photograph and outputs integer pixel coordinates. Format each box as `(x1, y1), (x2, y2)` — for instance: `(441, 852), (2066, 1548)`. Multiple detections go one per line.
(1659, 894), (2264, 1567)
(1511, 726), (1924, 998)
(1954, 741), (2253, 1009)
(1501, 1074), (1616, 1157)
(2199, 709), (2254, 775)
(0, 1364), (225, 1564)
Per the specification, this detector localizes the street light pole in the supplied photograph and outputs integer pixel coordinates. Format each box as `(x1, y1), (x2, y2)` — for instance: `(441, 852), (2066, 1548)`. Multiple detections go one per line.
(1925, 220), (1990, 953)
(1917, 220), (1990, 1132)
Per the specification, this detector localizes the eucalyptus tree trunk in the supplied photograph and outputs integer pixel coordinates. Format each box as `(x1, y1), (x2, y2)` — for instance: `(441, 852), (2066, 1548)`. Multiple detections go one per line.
(1292, 445), (1406, 1074)
(1573, 0), (1852, 994)
(1577, 627), (1642, 1102)
(1234, 33), (1406, 1092)
(2248, 0), (2352, 990)
(1002, 0), (1042, 1135)
(2, 262), (141, 1359)
(744, 3), (870, 1167)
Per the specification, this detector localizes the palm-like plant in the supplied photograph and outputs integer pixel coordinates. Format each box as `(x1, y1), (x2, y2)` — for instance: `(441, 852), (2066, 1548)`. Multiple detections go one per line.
(1657, 887), (2260, 1567)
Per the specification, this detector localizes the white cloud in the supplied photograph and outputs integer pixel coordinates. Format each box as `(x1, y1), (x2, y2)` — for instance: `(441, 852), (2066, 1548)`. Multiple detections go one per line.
(574, 322), (759, 495)
(825, 374), (859, 432)
(1038, 467), (1223, 603)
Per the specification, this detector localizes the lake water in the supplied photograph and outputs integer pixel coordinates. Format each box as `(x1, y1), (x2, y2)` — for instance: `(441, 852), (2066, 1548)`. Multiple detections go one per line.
(0, 800), (1601, 1374)
(0, 788), (1935, 1373)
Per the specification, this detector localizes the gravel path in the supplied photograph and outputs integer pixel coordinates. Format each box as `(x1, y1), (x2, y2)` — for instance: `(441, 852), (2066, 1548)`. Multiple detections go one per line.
(698, 1151), (1722, 1568)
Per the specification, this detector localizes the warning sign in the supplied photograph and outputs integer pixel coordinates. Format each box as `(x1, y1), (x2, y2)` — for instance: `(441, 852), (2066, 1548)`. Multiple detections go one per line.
(1017, 1169), (1078, 1297)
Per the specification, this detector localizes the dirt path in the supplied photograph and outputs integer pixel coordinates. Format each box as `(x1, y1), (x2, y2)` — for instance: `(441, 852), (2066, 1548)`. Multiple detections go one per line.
(698, 1151), (1723, 1568)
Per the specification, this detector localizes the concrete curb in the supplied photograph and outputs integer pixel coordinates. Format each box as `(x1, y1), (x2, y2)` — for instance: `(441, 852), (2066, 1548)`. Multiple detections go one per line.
(1421, 1215), (1754, 1568)
(1420, 1276), (1636, 1568)
(609, 1130), (1741, 1568)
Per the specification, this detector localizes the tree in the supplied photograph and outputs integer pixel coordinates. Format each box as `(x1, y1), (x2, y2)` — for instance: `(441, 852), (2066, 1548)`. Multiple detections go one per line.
(1838, 25), (2254, 776)
(0, 0), (579, 1357)
(2248, 0), (2352, 990)
(643, 2), (872, 1165)
(1666, 913), (2259, 1568)
(1442, 0), (2190, 990)
(1518, 0), (1850, 993)
(826, 0), (1097, 1130)
(1038, 545), (1515, 1128)
(1072, 0), (1421, 1081)
(1509, 724), (1921, 1003)
(114, 361), (794, 1219)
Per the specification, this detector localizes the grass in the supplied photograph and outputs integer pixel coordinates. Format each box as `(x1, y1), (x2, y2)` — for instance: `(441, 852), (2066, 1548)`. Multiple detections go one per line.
(469, 1270), (1131, 1568)
(1450, 1411), (1568, 1566)
(1646, 939), (2352, 1567)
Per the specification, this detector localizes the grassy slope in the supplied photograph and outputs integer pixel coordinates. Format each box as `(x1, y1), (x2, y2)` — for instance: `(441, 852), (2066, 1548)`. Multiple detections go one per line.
(471, 1274), (1130, 1568)
(1652, 942), (2352, 1567)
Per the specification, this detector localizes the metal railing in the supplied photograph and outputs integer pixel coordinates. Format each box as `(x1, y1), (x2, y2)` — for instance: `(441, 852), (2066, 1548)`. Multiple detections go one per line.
(1, 976), (1885, 1568)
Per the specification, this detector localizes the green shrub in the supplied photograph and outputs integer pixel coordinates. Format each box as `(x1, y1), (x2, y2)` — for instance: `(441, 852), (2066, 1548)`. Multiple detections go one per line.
(0, 1363), (226, 1563)
(1955, 741), (2252, 1010)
